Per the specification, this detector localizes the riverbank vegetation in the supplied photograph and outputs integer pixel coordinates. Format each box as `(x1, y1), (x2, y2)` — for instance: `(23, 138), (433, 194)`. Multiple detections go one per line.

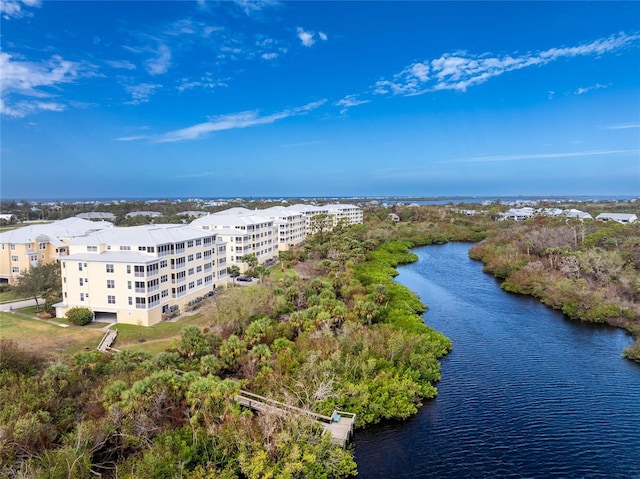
(0, 217), (452, 478)
(468, 218), (640, 361)
(2, 202), (637, 477)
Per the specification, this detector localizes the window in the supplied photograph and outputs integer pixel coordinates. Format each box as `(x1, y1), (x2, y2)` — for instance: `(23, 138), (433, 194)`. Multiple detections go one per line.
(107, 295), (116, 304)
(187, 240), (194, 248)
(39, 242), (47, 250)
(120, 245), (131, 251)
(160, 260), (167, 268)
(187, 254), (194, 262)
(79, 278), (84, 286)
(160, 274), (168, 283)
(161, 289), (169, 298)
(135, 297), (146, 309)
(196, 265), (202, 273)
(188, 268), (194, 276)
(10, 244), (15, 250)
(195, 239), (202, 246)
(80, 293), (84, 302)
(11, 267), (19, 273)
(10, 255), (18, 262)
(128, 297), (133, 306)
(197, 278), (203, 286)
(188, 281), (195, 289)
(196, 252), (202, 259)
(107, 280), (115, 289)
(128, 281), (132, 290)
(87, 246), (97, 252)
(106, 264), (114, 273)
(127, 265), (131, 274)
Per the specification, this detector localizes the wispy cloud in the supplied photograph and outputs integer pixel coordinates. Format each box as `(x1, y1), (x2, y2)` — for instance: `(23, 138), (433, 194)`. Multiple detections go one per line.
(575, 83), (608, 95)
(124, 83), (162, 105)
(105, 59), (136, 70)
(156, 99), (327, 142)
(230, 0), (280, 16)
(374, 32), (640, 96)
(335, 94), (371, 114)
(145, 44), (172, 75)
(115, 134), (153, 142)
(177, 74), (228, 93)
(601, 122), (640, 130)
(445, 149), (640, 164)
(281, 140), (322, 148)
(0, 51), (94, 117)
(0, 0), (40, 19)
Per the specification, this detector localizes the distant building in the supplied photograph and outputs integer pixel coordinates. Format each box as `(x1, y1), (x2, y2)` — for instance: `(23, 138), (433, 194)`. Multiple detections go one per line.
(76, 212), (116, 221)
(595, 213), (637, 224)
(564, 209), (593, 221)
(126, 211), (162, 218)
(0, 218), (113, 284)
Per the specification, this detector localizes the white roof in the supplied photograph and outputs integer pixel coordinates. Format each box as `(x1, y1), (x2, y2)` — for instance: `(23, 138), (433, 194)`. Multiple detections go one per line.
(68, 224), (216, 247)
(564, 209), (593, 219)
(0, 217), (113, 245)
(191, 214), (273, 228)
(595, 213), (637, 221)
(64, 251), (156, 263)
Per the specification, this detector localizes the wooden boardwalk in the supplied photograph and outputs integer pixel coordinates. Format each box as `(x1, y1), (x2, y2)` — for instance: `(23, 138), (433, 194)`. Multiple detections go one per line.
(97, 329), (118, 353)
(236, 390), (356, 447)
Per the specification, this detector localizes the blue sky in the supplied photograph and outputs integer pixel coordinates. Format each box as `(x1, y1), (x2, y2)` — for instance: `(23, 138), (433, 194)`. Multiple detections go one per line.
(1, 0), (639, 199)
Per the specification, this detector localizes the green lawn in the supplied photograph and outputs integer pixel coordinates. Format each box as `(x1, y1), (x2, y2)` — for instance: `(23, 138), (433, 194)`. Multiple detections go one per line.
(0, 289), (29, 304)
(0, 312), (103, 355)
(113, 312), (207, 348)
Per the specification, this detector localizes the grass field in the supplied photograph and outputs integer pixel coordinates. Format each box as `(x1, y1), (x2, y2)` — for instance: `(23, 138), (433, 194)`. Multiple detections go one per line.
(0, 312), (103, 355)
(113, 312), (207, 348)
(0, 289), (28, 303)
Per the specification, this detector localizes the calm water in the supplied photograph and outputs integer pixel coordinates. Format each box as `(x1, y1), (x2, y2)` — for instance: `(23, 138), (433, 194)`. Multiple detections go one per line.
(354, 242), (640, 479)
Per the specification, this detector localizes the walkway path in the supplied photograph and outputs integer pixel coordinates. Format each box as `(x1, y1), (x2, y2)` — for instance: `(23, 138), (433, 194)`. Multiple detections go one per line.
(236, 390), (356, 447)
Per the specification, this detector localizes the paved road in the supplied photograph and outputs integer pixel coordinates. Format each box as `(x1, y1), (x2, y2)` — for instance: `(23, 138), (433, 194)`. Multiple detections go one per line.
(0, 298), (44, 311)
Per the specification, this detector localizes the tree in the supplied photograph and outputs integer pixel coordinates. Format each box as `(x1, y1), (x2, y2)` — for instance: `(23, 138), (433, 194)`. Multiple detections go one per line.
(66, 307), (93, 325)
(253, 265), (271, 284)
(310, 213), (332, 242)
(227, 265), (240, 285)
(14, 262), (61, 312)
(241, 253), (258, 270)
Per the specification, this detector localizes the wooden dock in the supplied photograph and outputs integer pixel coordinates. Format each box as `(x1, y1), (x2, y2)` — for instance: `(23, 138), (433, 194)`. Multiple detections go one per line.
(236, 390), (356, 447)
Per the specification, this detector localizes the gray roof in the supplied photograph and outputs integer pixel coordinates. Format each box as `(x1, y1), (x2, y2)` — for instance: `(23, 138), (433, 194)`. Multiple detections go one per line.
(64, 251), (157, 264)
(0, 217), (113, 245)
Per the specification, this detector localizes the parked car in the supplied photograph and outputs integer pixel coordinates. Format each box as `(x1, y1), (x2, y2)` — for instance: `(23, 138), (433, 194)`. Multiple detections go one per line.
(236, 276), (252, 282)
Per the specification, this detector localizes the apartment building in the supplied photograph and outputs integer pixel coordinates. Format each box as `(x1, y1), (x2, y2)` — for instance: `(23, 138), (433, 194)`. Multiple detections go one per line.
(256, 206), (306, 251)
(55, 224), (227, 326)
(190, 213), (278, 272)
(325, 204), (364, 227)
(0, 217), (113, 284)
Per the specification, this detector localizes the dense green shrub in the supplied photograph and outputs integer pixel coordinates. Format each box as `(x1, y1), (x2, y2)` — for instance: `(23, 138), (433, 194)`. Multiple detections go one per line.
(65, 307), (93, 325)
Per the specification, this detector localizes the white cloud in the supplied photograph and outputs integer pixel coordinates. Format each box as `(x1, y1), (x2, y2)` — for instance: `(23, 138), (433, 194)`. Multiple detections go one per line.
(318, 31), (328, 41)
(575, 83), (607, 95)
(334, 94), (371, 114)
(374, 32), (640, 96)
(261, 52), (278, 60)
(0, 0), (40, 19)
(230, 0), (280, 16)
(446, 149), (640, 164)
(105, 60), (136, 70)
(157, 99), (327, 142)
(125, 83), (162, 105)
(177, 74), (227, 93)
(115, 134), (153, 142)
(601, 122), (640, 130)
(145, 44), (171, 75)
(0, 52), (94, 116)
(297, 27), (315, 47)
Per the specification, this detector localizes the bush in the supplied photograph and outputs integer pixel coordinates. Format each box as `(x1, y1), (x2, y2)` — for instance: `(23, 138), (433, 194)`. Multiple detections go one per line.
(65, 307), (93, 325)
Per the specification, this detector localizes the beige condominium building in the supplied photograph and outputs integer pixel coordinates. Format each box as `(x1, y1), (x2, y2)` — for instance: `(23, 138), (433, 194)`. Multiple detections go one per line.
(190, 213), (278, 272)
(0, 217), (113, 284)
(287, 203), (364, 233)
(257, 206), (307, 251)
(55, 224), (227, 326)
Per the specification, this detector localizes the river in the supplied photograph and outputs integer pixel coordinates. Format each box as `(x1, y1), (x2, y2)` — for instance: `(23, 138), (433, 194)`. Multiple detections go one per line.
(354, 242), (640, 478)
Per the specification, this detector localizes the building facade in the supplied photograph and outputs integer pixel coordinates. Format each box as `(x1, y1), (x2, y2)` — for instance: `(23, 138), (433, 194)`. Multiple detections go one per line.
(0, 217), (113, 284)
(55, 224), (227, 326)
